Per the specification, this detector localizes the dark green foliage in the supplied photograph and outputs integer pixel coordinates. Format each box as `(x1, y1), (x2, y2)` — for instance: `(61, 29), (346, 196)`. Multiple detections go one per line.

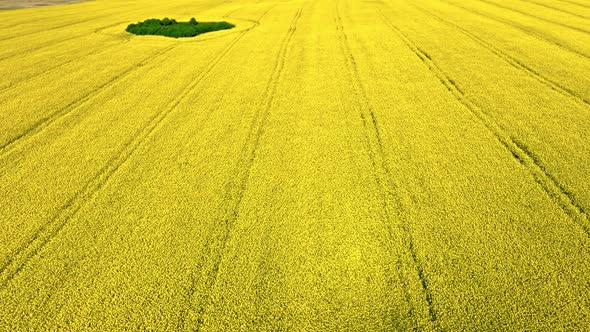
(126, 18), (234, 38)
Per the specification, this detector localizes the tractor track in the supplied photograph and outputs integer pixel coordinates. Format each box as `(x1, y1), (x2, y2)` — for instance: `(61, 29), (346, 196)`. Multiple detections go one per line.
(0, 7), (267, 290)
(0, 36), (130, 95)
(0, 42), (175, 163)
(180, 7), (301, 331)
(0, 12), (119, 43)
(439, 0), (590, 61)
(0, 19), (128, 62)
(520, 0), (590, 20)
(335, 0), (439, 329)
(378, 8), (590, 238)
(410, 2), (590, 107)
(558, 0), (590, 10)
(475, 0), (590, 35)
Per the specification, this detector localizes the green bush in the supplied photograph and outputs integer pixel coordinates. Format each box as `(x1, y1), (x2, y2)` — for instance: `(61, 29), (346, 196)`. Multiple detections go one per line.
(126, 18), (234, 38)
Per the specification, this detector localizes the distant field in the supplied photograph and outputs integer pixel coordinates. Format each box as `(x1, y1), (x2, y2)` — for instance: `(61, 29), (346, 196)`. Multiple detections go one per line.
(1, 0), (589, 330)
(0, 0), (86, 10)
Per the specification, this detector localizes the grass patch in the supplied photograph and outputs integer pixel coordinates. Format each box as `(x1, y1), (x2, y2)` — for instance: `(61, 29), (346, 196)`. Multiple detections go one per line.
(126, 18), (235, 38)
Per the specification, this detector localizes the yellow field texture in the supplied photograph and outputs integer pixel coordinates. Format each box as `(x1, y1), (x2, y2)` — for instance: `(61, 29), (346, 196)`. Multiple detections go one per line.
(1, 0), (589, 330)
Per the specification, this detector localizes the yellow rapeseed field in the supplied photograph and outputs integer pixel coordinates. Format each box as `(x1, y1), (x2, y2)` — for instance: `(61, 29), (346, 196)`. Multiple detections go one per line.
(1, 0), (589, 330)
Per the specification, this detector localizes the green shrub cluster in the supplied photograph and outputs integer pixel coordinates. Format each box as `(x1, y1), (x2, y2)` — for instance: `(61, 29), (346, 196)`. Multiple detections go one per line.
(126, 17), (234, 38)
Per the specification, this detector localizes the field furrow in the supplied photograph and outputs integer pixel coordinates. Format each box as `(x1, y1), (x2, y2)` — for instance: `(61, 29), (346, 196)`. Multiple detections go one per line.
(0, 31), (249, 268)
(418, 0), (590, 101)
(378, 7), (590, 236)
(0, 0), (230, 62)
(334, 1), (437, 329)
(0, 0), (228, 40)
(200, 2), (415, 329)
(0, 37), (129, 93)
(0, 43), (176, 156)
(0, 1), (241, 90)
(521, 0), (590, 20)
(411, 3), (590, 107)
(559, 0), (590, 10)
(0, 19), (261, 289)
(190, 8), (302, 331)
(347, 1), (589, 329)
(476, 0), (590, 33)
(441, 0), (590, 59)
(387, 0), (590, 229)
(0, 14), (123, 43)
(0, 4), (296, 330)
